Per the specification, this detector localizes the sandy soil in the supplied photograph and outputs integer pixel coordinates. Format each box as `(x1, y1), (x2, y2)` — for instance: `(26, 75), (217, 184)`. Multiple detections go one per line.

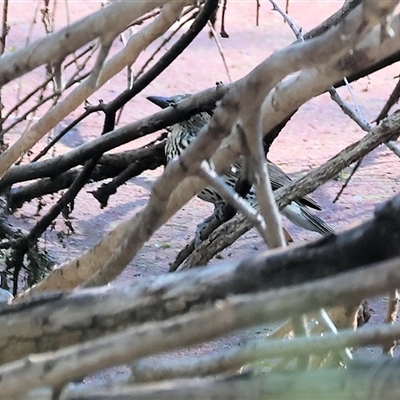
(3, 0), (400, 382)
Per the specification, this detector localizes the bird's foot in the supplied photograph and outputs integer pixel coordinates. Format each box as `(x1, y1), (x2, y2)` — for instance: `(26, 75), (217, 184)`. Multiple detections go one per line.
(194, 207), (226, 249)
(194, 218), (211, 249)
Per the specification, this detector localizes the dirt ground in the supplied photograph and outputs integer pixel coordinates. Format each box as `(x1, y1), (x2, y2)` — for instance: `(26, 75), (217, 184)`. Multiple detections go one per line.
(3, 0), (400, 382)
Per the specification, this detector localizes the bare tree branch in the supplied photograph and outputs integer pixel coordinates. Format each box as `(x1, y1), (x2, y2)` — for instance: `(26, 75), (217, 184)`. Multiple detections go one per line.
(5, 254), (400, 397)
(5, 192), (400, 362)
(0, 1), (187, 180)
(130, 315), (400, 383)
(4, 8), (400, 191)
(8, 142), (165, 210)
(63, 358), (400, 400)
(0, 0), (180, 86)
(178, 110), (400, 270)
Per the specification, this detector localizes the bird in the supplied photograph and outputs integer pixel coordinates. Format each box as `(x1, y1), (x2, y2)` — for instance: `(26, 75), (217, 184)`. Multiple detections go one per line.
(147, 93), (334, 236)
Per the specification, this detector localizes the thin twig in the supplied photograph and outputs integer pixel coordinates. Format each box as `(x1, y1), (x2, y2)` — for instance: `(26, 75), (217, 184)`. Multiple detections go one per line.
(375, 76), (400, 123)
(237, 121), (286, 249)
(1, 91), (63, 138)
(220, 0), (229, 38)
(0, 0), (8, 56)
(182, 111), (400, 270)
(15, 136), (109, 269)
(208, 21), (232, 83)
(291, 315), (310, 369)
(90, 139), (166, 209)
(196, 162), (267, 239)
(14, 1), (41, 113)
(0, 0), (9, 132)
(1, 43), (96, 131)
(318, 308), (353, 363)
(129, 9), (161, 27)
(382, 289), (399, 355)
(87, 41), (112, 88)
(30, 105), (103, 163)
(269, 0), (302, 40)
(1, 76), (54, 125)
(133, 6), (197, 81)
(332, 158), (362, 204)
(115, 6), (197, 125)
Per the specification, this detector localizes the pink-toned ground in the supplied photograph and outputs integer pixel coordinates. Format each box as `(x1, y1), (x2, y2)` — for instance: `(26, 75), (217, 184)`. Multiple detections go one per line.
(3, 0), (400, 382)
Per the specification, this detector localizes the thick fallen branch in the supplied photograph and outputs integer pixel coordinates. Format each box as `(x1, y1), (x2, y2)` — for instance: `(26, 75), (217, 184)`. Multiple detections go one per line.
(76, 1), (400, 289)
(3, 192), (400, 364)
(129, 316), (400, 382)
(65, 358), (400, 400)
(3, 255), (400, 397)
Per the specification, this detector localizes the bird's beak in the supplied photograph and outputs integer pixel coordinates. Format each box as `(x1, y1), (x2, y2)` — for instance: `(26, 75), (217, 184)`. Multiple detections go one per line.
(146, 95), (172, 109)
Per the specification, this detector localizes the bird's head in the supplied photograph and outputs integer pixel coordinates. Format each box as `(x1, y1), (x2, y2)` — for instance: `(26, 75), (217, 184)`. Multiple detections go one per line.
(147, 93), (211, 148)
(146, 94), (192, 109)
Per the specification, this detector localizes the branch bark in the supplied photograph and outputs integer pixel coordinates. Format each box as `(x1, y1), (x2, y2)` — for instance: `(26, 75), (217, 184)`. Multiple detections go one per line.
(7, 141), (166, 210)
(63, 358), (400, 400)
(4, 255), (400, 397)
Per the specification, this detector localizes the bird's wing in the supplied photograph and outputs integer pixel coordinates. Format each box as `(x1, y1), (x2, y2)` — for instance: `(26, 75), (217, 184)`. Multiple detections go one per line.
(298, 206), (335, 235)
(267, 161), (322, 210)
(281, 202), (334, 235)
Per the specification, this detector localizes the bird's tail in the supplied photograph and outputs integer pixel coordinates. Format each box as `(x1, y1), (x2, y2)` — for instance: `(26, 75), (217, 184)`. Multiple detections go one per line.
(299, 207), (334, 235)
(281, 202), (334, 235)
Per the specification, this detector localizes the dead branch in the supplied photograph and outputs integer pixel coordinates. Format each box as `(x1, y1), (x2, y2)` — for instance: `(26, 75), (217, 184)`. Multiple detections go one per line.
(178, 109), (400, 270)
(237, 121), (286, 248)
(303, 0), (362, 40)
(176, 14), (400, 268)
(8, 141), (166, 210)
(130, 318), (400, 382)
(0, 87), (227, 191)
(2, 0), (219, 293)
(103, 0), (219, 122)
(133, 5), (198, 81)
(382, 289), (399, 355)
(0, 3), (397, 191)
(376, 76), (400, 122)
(4, 255), (400, 397)
(3, 6), (400, 193)
(275, 117), (400, 207)
(0, 0), (179, 87)
(4, 192), (400, 361)
(13, 1), (399, 295)
(62, 358), (400, 400)
(269, 0), (399, 206)
(0, 0), (9, 133)
(0, 0), (187, 180)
